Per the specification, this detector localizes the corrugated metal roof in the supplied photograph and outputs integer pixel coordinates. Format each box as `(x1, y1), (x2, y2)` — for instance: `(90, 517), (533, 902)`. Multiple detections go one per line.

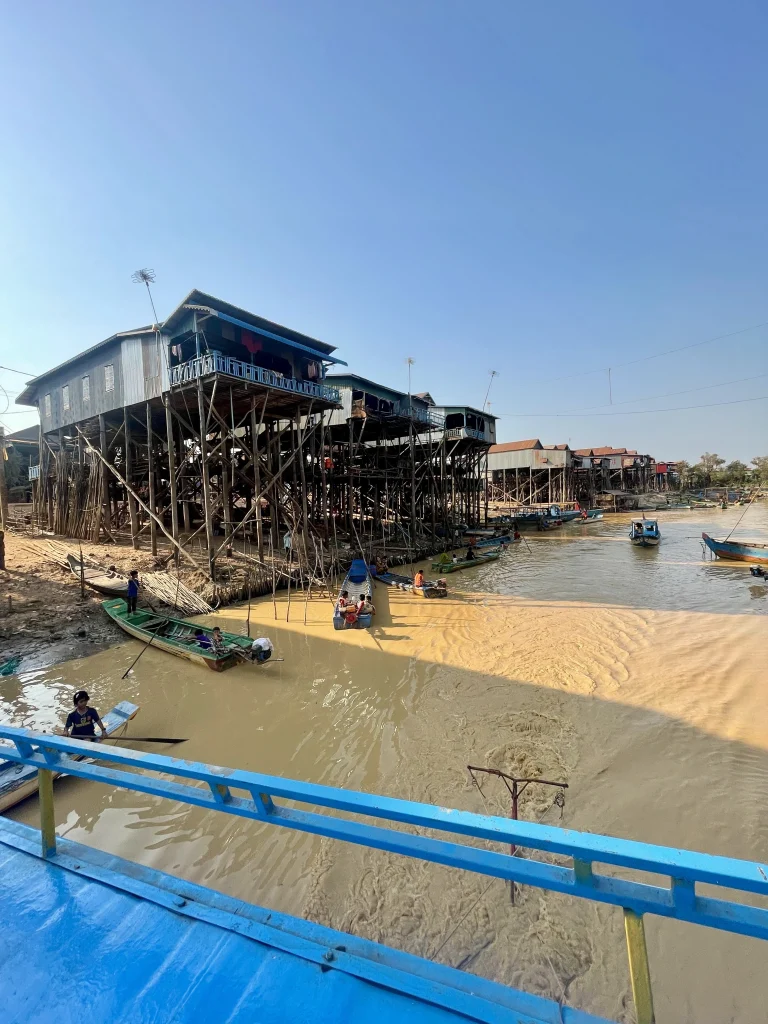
(489, 439), (541, 453)
(164, 289), (336, 355)
(15, 326), (153, 405)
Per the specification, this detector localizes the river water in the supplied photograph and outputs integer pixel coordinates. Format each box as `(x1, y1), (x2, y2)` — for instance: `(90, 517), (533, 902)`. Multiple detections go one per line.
(4, 507), (768, 1022)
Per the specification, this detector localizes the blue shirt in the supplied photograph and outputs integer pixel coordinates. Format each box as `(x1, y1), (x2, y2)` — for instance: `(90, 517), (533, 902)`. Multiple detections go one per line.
(65, 708), (99, 737)
(127, 578), (139, 597)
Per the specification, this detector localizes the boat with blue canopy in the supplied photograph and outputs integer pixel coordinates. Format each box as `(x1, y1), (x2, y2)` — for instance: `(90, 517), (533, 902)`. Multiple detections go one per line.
(630, 519), (661, 546)
(333, 558), (374, 629)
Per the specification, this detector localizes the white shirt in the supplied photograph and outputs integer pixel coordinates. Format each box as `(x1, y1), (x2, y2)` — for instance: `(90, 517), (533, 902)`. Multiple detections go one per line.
(251, 638), (274, 653)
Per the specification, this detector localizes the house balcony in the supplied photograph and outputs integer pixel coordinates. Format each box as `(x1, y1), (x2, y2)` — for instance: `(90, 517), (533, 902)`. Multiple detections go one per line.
(169, 351), (340, 404)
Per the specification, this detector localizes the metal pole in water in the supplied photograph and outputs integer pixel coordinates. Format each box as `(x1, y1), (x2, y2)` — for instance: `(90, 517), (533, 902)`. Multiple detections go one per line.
(624, 909), (655, 1023)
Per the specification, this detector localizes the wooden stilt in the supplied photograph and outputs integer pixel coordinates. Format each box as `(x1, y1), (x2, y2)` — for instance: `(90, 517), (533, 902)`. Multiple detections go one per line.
(146, 403), (157, 556)
(99, 414), (110, 540)
(165, 394), (179, 555)
(124, 412), (139, 549)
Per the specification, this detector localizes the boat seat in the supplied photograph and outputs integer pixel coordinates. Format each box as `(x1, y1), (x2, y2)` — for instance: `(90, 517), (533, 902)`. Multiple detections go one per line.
(137, 617), (168, 631)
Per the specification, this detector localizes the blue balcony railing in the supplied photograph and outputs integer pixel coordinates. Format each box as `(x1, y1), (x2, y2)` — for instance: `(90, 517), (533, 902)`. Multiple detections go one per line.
(169, 350), (340, 404)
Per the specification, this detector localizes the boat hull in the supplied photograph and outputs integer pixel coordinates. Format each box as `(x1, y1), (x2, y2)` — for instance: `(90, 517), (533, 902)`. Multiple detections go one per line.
(102, 600), (253, 670)
(0, 701), (139, 813)
(631, 537), (660, 547)
(702, 533), (768, 564)
(377, 572), (447, 597)
(431, 552), (500, 573)
(334, 559), (374, 629)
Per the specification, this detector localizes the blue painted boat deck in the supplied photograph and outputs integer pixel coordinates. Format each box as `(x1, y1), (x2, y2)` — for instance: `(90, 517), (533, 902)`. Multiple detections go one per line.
(0, 818), (607, 1024)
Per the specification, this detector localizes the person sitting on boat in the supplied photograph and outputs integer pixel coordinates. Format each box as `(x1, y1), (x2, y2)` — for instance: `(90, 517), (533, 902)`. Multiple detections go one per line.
(513, 529), (521, 541)
(211, 627), (227, 653)
(336, 590), (350, 614)
(357, 593), (375, 616)
(126, 570), (140, 614)
(65, 690), (107, 742)
(375, 554), (389, 575)
(250, 637), (274, 663)
(465, 545), (476, 560)
(451, 553), (459, 564)
(195, 629), (213, 650)
(413, 570), (425, 589)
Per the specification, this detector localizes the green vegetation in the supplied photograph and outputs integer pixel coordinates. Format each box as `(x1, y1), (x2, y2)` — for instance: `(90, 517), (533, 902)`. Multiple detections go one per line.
(674, 454), (767, 490)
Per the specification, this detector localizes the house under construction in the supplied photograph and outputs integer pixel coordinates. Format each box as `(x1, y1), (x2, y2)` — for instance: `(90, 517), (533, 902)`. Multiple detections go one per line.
(17, 291), (496, 583)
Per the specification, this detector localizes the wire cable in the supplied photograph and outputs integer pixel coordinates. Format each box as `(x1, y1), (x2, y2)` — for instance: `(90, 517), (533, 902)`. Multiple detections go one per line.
(498, 373), (768, 417)
(532, 321), (767, 385)
(500, 395), (768, 418)
(0, 364), (35, 376)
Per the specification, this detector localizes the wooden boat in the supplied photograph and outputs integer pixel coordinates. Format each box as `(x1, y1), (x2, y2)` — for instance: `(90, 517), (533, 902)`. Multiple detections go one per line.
(333, 559), (374, 629)
(570, 512), (604, 524)
(0, 700), (139, 813)
(102, 599), (255, 670)
(630, 519), (661, 546)
(377, 570), (448, 598)
(67, 554), (129, 597)
(473, 533), (512, 548)
(702, 534), (768, 564)
(431, 551), (500, 573)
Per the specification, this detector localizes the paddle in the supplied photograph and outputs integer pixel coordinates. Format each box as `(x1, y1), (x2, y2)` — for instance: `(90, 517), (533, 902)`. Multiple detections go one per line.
(108, 735), (189, 745)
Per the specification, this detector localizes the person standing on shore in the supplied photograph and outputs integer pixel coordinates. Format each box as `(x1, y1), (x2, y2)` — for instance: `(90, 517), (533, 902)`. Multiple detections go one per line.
(126, 570), (140, 614)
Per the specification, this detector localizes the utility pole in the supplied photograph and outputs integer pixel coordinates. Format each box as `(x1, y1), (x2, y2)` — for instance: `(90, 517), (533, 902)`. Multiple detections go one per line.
(0, 426), (7, 569)
(0, 426), (7, 532)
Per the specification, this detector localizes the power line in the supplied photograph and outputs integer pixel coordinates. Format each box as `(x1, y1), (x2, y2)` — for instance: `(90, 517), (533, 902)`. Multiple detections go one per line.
(536, 320), (767, 385)
(500, 395), (768, 418)
(500, 372), (768, 417)
(0, 364), (35, 376)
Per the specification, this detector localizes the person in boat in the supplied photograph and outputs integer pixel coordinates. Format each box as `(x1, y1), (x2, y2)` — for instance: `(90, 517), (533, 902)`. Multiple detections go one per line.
(451, 553), (459, 564)
(465, 545), (476, 560)
(413, 570), (425, 589)
(375, 554), (389, 575)
(357, 593), (375, 616)
(337, 589), (350, 613)
(250, 637), (274, 663)
(211, 627), (227, 653)
(195, 629), (213, 650)
(513, 529), (521, 540)
(126, 570), (140, 614)
(65, 690), (107, 742)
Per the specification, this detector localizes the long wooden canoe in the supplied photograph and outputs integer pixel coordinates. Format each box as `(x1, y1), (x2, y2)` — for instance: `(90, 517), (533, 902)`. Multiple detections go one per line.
(702, 533), (768, 564)
(431, 551), (500, 573)
(67, 554), (129, 597)
(102, 599), (254, 670)
(377, 571), (448, 598)
(0, 700), (139, 813)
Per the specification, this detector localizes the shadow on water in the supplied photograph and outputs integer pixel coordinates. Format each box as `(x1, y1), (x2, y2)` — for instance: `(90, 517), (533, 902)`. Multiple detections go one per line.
(6, 599), (768, 1023)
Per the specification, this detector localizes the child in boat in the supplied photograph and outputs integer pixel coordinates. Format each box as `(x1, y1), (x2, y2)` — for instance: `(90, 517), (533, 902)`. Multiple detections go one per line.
(413, 570), (425, 588)
(195, 629), (213, 650)
(126, 570), (140, 614)
(357, 594), (375, 616)
(211, 627), (227, 653)
(65, 690), (107, 742)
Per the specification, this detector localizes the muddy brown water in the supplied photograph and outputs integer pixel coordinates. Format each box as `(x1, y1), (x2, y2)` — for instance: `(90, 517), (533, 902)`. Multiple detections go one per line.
(4, 508), (768, 1022)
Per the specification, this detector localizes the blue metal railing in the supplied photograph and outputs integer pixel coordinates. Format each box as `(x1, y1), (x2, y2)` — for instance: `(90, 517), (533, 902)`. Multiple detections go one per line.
(2, 727), (767, 1023)
(445, 426), (486, 441)
(169, 350), (340, 404)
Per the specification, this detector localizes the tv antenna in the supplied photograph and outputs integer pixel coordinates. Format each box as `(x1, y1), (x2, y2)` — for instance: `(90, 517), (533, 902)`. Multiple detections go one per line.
(483, 369), (498, 411)
(132, 268), (159, 328)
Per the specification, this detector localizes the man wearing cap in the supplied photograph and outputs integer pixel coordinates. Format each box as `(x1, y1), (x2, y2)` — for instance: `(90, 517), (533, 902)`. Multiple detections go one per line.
(65, 691), (107, 741)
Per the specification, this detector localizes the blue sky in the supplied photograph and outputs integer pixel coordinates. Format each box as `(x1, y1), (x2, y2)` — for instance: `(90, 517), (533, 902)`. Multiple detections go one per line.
(1, 0), (766, 462)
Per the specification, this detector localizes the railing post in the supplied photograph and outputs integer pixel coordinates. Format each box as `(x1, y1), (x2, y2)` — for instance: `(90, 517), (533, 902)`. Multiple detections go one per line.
(38, 768), (56, 858)
(624, 909), (655, 1023)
